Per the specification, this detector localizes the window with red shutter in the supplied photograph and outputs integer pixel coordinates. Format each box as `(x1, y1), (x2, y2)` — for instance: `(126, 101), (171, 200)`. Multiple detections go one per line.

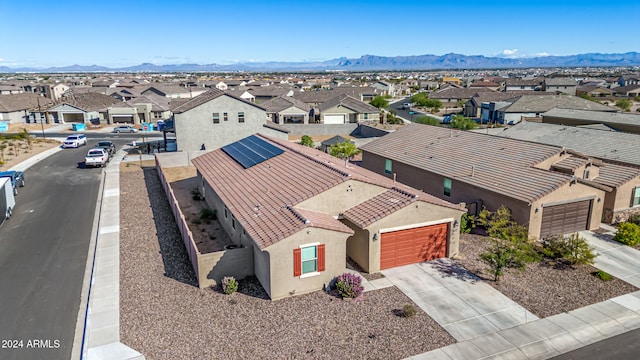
(318, 244), (325, 272)
(293, 248), (302, 277)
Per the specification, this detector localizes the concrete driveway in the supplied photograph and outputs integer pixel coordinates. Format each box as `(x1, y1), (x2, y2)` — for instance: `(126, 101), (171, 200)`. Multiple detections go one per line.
(580, 230), (640, 288)
(382, 259), (538, 341)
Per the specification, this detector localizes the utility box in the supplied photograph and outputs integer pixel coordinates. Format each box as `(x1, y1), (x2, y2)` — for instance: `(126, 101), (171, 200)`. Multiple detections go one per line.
(72, 123), (86, 131)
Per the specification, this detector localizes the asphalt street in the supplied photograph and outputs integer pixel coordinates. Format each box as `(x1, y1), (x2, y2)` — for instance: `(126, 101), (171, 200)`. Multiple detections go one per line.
(551, 327), (640, 360)
(0, 138), (129, 360)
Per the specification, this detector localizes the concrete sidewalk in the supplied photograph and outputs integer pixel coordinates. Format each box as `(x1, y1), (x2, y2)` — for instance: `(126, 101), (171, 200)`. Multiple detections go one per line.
(383, 259), (538, 342)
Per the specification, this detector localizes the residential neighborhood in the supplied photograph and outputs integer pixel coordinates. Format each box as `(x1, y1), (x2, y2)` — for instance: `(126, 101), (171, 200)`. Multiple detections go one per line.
(2, 65), (640, 359)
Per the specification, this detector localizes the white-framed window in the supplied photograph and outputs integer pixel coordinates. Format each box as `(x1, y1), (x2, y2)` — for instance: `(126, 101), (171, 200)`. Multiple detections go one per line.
(633, 187), (640, 207)
(212, 113), (220, 124)
(301, 246), (318, 274)
(293, 243), (325, 277)
(238, 112), (245, 123)
(385, 159), (392, 174)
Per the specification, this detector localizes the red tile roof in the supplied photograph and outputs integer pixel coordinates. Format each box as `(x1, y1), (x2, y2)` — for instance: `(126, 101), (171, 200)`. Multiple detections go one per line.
(192, 134), (461, 249)
(343, 187), (418, 228)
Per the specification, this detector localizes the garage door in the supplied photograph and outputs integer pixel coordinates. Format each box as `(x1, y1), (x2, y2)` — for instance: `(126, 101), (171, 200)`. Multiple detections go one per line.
(380, 223), (449, 270)
(324, 114), (345, 124)
(540, 200), (591, 238)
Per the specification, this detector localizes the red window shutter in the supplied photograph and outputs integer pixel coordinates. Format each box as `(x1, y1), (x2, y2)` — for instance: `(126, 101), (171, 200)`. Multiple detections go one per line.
(318, 244), (325, 272)
(293, 248), (302, 277)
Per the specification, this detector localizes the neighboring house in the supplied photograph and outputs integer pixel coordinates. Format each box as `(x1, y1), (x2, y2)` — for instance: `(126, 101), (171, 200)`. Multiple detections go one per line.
(317, 94), (380, 124)
(442, 77), (463, 86)
(469, 81), (501, 92)
(611, 85), (640, 98)
(142, 85), (207, 99)
(0, 93), (53, 124)
(241, 86), (293, 103)
(504, 78), (543, 92)
(541, 108), (640, 135)
(261, 96), (312, 124)
(43, 83), (70, 101)
(429, 86), (493, 105)
(361, 124), (609, 240)
(370, 81), (397, 96)
(576, 85), (614, 98)
(0, 85), (24, 95)
(494, 121), (640, 223)
(618, 75), (640, 87)
(107, 95), (172, 124)
(190, 134), (465, 299)
(463, 91), (541, 119)
(544, 78), (577, 95)
(171, 89), (287, 151)
(45, 93), (120, 124)
(215, 81), (228, 90)
(495, 95), (616, 124)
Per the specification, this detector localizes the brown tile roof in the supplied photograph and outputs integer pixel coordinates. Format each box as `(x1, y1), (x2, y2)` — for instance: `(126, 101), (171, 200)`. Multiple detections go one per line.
(429, 86), (494, 100)
(172, 89), (265, 114)
(0, 93), (53, 112)
(192, 134), (461, 249)
(361, 124), (576, 203)
(551, 157), (589, 173)
(260, 96), (311, 113)
(343, 187), (418, 228)
(56, 92), (120, 111)
(594, 162), (640, 188)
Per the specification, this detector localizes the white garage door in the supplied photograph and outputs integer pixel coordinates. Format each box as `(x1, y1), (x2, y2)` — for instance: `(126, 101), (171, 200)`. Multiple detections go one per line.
(324, 114), (345, 124)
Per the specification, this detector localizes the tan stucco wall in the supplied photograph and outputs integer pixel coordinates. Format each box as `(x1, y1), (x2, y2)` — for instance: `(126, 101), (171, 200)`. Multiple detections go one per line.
(265, 228), (349, 300)
(530, 182), (605, 238)
(197, 246), (254, 288)
(612, 176), (640, 210)
(253, 245), (271, 296)
(343, 220), (370, 272)
(296, 180), (388, 216)
(175, 94), (287, 151)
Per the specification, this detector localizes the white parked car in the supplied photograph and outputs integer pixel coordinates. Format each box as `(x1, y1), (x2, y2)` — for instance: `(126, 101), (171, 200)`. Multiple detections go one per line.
(113, 125), (138, 133)
(84, 148), (109, 168)
(63, 134), (87, 148)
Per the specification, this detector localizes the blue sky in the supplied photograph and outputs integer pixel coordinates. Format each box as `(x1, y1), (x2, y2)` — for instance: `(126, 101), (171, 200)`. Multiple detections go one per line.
(1, 0), (637, 68)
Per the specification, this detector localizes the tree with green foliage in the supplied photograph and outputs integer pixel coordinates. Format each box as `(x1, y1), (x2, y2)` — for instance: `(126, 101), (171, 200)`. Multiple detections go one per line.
(540, 233), (597, 267)
(449, 115), (477, 130)
(477, 206), (539, 281)
(299, 135), (314, 148)
(330, 141), (361, 166)
(369, 95), (389, 109)
(411, 93), (442, 112)
(616, 99), (632, 112)
(413, 115), (440, 126)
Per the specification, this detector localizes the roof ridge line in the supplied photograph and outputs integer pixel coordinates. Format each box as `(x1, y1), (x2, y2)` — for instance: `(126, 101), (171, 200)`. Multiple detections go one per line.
(390, 186), (418, 199)
(263, 136), (351, 178)
(286, 206), (310, 225)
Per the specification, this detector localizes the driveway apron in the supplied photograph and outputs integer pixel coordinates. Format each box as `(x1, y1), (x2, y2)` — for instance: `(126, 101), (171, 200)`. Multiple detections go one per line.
(580, 230), (640, 287)
(382, 259), (538, 341)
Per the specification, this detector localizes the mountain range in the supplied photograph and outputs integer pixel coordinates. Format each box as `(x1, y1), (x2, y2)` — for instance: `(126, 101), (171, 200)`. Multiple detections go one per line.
(1, 52), (639, 73)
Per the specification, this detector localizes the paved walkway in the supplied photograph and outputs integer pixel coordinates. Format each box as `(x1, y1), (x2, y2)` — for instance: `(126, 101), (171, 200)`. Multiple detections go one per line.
(580, 230), (640, 288)
(383, 259), (538, 342)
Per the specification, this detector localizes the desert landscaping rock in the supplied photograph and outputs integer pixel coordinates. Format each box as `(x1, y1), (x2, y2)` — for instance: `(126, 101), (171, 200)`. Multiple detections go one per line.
(120, 165), (455, 359)
(455, 234), (639, 318)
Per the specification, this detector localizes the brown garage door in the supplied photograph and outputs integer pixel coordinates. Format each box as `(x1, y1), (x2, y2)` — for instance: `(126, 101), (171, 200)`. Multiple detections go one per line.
(380, 223), (448, 270)
(540, 200), (591, 238)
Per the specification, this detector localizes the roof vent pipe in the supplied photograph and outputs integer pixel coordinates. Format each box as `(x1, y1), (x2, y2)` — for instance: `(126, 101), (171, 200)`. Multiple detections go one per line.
(393, 173), (397, 183)
(471, 165), (475, 177)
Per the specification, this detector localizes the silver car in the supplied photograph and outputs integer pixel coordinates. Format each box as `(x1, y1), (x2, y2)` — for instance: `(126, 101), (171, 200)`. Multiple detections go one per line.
(113, 126), (138, 133)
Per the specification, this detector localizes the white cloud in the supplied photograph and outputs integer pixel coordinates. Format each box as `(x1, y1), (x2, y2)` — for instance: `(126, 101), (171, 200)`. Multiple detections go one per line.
(501, 49), (519, 56)
(534, 52), (551, 57)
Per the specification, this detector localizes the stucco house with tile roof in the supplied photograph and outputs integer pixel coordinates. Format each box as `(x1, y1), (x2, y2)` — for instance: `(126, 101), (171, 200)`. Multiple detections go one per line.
(261, 96), (312, 124)
(317, 94), (380, 124)
(190, 134), (465, 300)
(360, 124), (614, 239)
(541, 108), (640, 134)
(0, 93), (53, 124)
(171, 89), (287, 151)
(494, 121), (640, 223)
(496, 95), (616, 124)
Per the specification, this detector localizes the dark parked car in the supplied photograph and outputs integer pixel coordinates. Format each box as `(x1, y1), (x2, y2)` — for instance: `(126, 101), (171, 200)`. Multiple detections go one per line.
(0, 170), (25, 196)
(95, 141), (116, 156)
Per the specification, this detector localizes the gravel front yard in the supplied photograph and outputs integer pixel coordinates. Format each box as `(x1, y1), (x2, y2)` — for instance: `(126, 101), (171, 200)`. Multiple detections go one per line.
(120, 165), (455, 360)
(455, 234), (639, 318)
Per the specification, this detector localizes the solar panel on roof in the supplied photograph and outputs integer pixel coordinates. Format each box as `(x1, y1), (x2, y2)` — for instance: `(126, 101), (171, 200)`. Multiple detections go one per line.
(222, 135), (284, 169)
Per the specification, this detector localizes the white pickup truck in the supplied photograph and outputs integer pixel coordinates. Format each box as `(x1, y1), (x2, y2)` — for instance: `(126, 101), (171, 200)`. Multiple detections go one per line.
(84, 148), (109, 168)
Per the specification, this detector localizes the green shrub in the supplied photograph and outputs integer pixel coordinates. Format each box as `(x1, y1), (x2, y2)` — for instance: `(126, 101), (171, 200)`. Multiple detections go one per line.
(540, 233), (597, 266)
(299, 135), (314, 147)
(593, 270), (613, 281)
(402, 304), (417, 318)
(222, 276), (238, 295)
(335, 273), (364, 300)
(460, 213), (474, 234)
(199, 208), (216, 220)
(613, 222), (640, 246)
